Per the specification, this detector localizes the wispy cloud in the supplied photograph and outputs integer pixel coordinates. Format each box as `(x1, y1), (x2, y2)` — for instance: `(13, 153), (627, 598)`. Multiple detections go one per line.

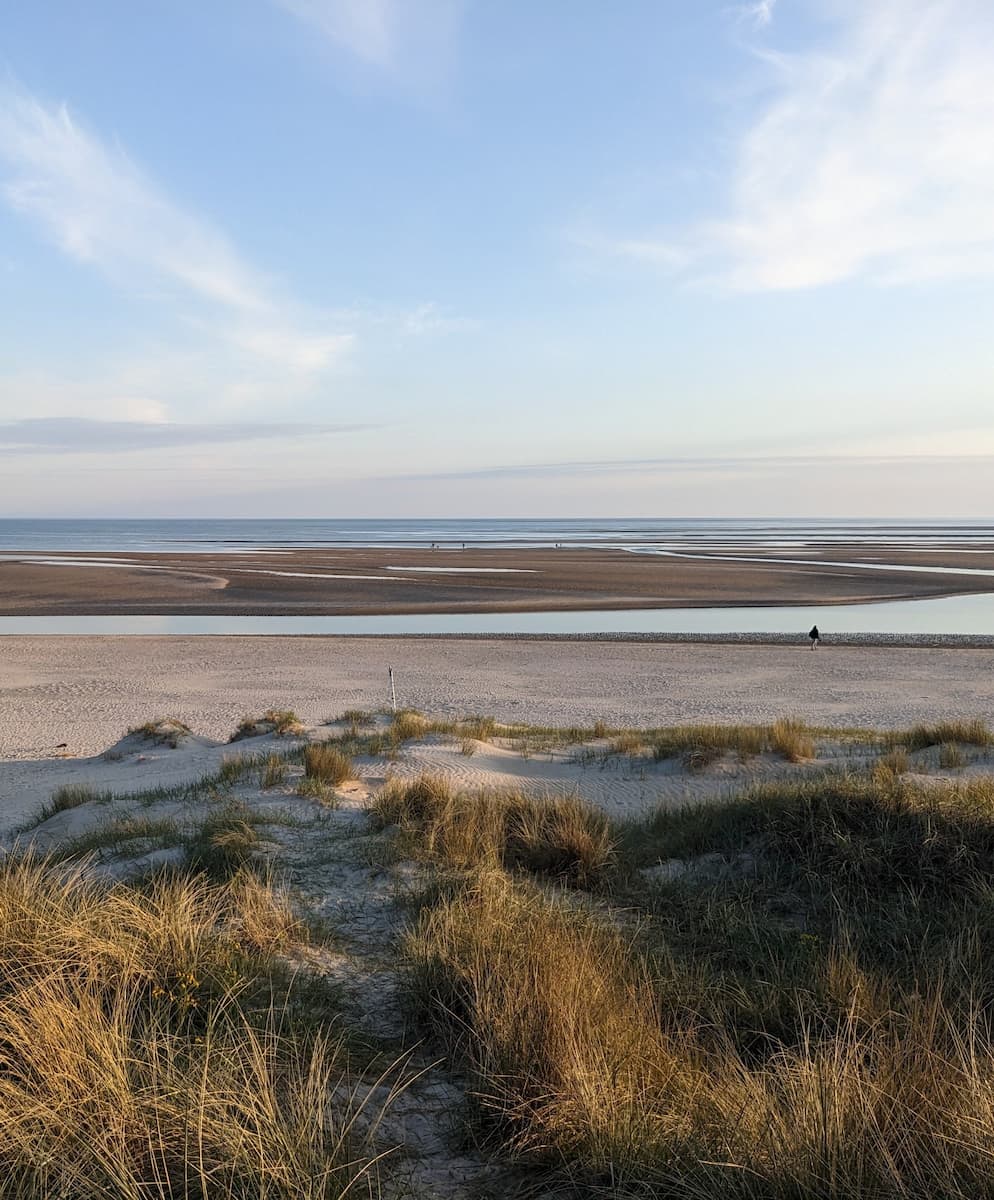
(0, 81), (352, 372)
(732, 0), (777, 30)
(273, 0), (462, 87)
(600, 0), (994, 290)
(0, 417), (374, 454)
(394, 446), (994, 483)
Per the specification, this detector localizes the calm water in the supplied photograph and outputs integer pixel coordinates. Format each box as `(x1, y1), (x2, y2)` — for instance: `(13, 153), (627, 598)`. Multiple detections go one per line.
(1, 592), (993, 636)
(3, 517), (994, 552)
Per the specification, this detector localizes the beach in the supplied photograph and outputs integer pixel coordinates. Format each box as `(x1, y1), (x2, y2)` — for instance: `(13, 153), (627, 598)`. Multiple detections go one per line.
(2, 635), (994, 765)
(4, 544), (994, 614)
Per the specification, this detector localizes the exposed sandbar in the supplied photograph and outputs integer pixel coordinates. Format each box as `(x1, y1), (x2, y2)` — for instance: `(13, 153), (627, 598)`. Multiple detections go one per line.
(3, 545), (994, 614)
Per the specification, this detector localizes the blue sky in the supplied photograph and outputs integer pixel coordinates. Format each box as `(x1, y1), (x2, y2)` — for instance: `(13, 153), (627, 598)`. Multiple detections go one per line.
(2, 0), (993, 517)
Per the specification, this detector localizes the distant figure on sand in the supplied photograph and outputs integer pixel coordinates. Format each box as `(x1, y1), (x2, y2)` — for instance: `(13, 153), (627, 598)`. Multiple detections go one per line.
(809, 625), (820, 650)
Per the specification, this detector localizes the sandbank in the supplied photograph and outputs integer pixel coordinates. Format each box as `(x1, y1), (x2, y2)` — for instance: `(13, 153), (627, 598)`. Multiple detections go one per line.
(4, 545), (994, 614)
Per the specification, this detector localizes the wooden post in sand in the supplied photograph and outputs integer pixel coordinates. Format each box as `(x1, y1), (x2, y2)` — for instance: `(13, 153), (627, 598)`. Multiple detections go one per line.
(388, 667), (397, 712)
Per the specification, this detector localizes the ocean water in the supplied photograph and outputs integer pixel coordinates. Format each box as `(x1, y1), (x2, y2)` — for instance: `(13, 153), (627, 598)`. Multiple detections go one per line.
(1, 516), (994, 553)
(0, 591), (993, 636)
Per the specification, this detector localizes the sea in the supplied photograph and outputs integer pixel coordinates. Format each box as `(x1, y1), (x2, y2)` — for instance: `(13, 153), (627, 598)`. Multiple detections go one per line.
(1, 517), (993, 637)
(1, 516), (993, 553)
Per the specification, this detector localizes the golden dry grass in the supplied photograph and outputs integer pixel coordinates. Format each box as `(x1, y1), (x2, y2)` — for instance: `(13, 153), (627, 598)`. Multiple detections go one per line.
(769, 717), (816, 762)
(303, 744), (354, 787)
(404, 771), (994, 1196)
(903, 719), (991, 750)
(0, 856), (385, 1198)
(372, 775), (615, 888)
(409, 868), (994, 1198)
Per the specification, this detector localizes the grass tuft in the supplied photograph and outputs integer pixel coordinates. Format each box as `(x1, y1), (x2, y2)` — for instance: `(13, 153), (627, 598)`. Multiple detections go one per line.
(127, 718), (191, 749)
(260, 753), (289, 789)
(939, 742), (968, 769)
(769, 717), (815, 762)
(372, 776), (615, 889)
(231, 709), (303, 741)
(391, 709), (429, 743)
(903, 719), (990, 750)
(303, 744), (354, 787)
(36, 784), (112, 824)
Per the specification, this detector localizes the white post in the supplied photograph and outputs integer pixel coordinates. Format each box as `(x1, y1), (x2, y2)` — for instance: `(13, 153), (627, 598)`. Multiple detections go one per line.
(389, 667), (397, 712)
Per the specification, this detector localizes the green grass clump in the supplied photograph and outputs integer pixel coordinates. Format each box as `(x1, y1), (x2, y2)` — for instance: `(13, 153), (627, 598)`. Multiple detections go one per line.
(369, 774), (454, 829)
(877, 746), (909, 776)
(217, 754), (252, 786)
(296, 776), (338, 806)
(303, 744), (354, 787)
(34, 784), (113, 825)
(458, 715), (497, 742)
(52, 816), (184, 862)
(607, 732), (645, 756)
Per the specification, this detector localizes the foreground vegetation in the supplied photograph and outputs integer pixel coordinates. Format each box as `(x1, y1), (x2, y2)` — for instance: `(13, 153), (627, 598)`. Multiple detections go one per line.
(400, 768), (994, 1197)
(0, 852), (393, 1199)
(10, 707), (994, 1197)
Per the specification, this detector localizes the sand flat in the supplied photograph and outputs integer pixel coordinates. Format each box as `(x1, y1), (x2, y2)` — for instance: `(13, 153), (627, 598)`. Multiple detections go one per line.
(4, 545), (994, 613)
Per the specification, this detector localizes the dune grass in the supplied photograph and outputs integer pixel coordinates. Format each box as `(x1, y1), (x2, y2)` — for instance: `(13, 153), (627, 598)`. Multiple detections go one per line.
(231, 709), (303, 742)
(901, 718), (991, 750)
(304, 744), (354, 787)
(36, 783), (114, 824)
(183, 803), (268, 882)
(939, 741), (969, 769)
(260, 752), (289, 789)
(403, 768), (994, 1196)
(0, 854), (386, 1198)
(371, 774), (615, 889)
(127, 718), (192, 749)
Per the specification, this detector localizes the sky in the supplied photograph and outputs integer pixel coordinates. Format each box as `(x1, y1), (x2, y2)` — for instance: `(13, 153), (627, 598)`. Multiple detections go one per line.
(2, 0), (994, 518)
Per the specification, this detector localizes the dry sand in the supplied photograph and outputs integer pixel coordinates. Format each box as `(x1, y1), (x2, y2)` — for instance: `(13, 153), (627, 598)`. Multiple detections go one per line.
(1, 634), (993, 756)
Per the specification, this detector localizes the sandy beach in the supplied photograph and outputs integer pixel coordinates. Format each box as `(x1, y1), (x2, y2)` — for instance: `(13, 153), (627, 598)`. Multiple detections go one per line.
(4, 544), (994, 614)
(2, 636), (993, 763)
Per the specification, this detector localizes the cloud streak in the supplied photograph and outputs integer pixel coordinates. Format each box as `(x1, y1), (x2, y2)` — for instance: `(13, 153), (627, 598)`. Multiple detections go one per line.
(604, 0), (994, 290)
(0, 81), (352, 372)
(273, 0), (462, 88)
(393, 450), (994, 482)
(0, 417), (374, 454)
(734, 0), (777, 30)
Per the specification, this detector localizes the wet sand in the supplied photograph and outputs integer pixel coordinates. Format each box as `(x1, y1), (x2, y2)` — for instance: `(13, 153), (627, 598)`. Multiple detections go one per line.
(4, 545), (994, 615)
(2, 636), (993, 761)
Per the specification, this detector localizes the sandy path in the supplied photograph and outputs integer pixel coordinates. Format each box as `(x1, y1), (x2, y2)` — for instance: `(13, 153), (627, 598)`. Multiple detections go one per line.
(1, 637), (993, 764)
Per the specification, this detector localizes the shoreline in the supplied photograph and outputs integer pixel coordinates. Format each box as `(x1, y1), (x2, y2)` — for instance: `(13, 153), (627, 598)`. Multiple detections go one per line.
(2, 630), (994, 648)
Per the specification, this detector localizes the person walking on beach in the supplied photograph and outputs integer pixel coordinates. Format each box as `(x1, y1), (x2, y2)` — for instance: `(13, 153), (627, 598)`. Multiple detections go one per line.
(808, 624), (820, 650)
